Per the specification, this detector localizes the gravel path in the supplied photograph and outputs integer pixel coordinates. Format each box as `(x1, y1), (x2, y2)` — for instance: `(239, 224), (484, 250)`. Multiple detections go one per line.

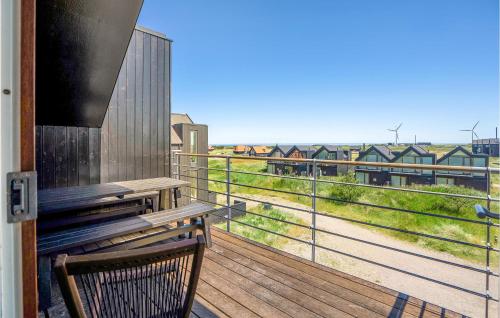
(236, 193), (498, 318)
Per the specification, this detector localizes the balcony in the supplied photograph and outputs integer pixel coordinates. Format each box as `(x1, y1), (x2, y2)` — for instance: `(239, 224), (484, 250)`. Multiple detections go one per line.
(174, 153), (499, 317)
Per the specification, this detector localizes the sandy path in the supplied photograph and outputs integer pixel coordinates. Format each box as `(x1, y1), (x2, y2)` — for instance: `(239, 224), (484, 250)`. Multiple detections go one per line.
(228, 193), (498, 318)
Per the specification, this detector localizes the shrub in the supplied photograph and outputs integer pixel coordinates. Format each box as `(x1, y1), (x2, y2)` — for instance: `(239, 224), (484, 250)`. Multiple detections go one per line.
(328, 173), (365, 203)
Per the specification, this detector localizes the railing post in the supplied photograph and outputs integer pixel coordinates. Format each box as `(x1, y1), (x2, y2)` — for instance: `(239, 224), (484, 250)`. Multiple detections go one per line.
(226, 156), (231, 233)
(176, 152), (181, 180)
(311, 159), (317, 262)
(485, 169), (491, 318)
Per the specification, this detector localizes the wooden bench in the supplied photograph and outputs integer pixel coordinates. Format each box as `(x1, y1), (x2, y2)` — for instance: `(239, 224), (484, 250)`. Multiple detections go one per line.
(37, 202), (215, 314)
(37, 191), (160, 232)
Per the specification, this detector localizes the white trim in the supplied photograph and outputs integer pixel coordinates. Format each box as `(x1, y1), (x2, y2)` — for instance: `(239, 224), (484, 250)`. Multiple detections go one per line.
(0, 0), (23, 316)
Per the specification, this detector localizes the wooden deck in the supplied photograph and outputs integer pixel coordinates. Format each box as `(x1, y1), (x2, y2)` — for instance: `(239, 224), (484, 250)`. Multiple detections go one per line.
(191, 228), (464, 318)
(43, 226), (465, 318)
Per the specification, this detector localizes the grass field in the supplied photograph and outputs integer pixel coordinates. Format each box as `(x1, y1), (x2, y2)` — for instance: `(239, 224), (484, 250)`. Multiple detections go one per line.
(206, 146), (499, 266)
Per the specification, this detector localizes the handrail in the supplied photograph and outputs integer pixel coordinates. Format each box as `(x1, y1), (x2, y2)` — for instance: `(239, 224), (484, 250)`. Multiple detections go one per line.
(177, 152), (500, 173)
(173, 152), (499, 317)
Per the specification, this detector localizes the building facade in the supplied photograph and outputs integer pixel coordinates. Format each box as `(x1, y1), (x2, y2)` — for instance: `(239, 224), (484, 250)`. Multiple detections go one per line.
(473, 138), (499, 157)
(436, 146), (489, 191)
(389, 145), (436, 186)
(355, 145), (395, 186)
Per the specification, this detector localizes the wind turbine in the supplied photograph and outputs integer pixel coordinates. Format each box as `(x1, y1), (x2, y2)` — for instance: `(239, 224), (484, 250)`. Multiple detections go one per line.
(460, 121), (479, 145)
(387, 123), (402, 146)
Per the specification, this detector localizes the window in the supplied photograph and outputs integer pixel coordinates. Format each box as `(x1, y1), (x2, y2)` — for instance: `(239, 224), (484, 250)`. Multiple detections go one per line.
(190, 130), (198, 165)
(356, 172), (369, 184)
(437, 177), (454, 186)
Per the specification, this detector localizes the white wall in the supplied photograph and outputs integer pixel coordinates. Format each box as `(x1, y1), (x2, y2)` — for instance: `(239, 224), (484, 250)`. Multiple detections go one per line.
(0, 0), (23, 316)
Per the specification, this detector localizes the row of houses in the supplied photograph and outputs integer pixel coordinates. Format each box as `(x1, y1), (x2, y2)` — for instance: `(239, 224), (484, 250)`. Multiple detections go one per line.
(233, 144), (490, 190)
(267, 145), (351, 176)
(355, 145), (489, 191)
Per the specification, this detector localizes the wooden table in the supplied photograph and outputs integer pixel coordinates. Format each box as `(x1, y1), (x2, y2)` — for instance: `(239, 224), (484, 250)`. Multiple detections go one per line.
(38, 177), (189, 210)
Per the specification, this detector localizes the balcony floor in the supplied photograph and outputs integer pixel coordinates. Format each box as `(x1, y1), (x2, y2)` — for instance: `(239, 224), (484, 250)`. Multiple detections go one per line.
(43, 227), (465, 318)
(192, 228), (463, 318)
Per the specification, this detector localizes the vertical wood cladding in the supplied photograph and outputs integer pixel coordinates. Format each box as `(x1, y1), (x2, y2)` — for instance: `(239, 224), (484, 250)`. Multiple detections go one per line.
(36, 28), (171, 188)
(36, 126), (101, 189)
(100, 28), (171, 182)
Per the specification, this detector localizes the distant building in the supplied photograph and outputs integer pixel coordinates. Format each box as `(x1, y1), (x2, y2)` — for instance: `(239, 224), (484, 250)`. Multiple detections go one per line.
(436, 146), (488, 191)
(208, 145), (215, 152)
(355, 145), (396, 185)
(267, 145), (294, 174)
(312, 145), (351, 176)
(389, 145), (436, 186)
(170, 113), (209, 204)
(282, 146), (317, 176)
(473, 138), (499, 157)
(248, 146), (272, 157)
(233, 145), (250, 155)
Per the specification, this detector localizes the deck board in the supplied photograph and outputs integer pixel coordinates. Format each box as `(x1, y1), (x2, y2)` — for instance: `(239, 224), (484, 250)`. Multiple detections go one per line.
(42, 227), (466, 317)
(191, 228), (464, 318)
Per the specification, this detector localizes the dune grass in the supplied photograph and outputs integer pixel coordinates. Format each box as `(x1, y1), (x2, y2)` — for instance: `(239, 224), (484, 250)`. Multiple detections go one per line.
(206, 154), (499, 266)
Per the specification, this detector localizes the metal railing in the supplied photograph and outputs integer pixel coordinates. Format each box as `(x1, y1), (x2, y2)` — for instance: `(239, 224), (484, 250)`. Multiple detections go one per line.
(173, 152), (500, 317)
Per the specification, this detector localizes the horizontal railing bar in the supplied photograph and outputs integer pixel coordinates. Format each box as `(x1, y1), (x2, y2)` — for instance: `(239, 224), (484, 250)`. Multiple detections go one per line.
(182, 192), (500, 302)
(315, 194), (494, 226)
(230, 181), (312, 198)
(183, 185), (498, 275)
(316, 178), (497, 202)
(212, 210), (496, 300)
(314, 210), (497, 251)
(212, 178), (493, 225)
(175, 160), (497, 202)
(313, 227), (498, 276)
(229, 193), (313, 214)
(314, 243), (494, 300)
(176, 153), (500, 173)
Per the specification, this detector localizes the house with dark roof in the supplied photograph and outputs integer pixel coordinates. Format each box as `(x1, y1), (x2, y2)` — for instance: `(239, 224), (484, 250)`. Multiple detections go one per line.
(436, 146), (489, 191)
(281, 146), (317, 176)
(312, 145), (351, 176)
(355, 145), (395, 185)
(473, 138), (499, 157)
(389, 145), (436, 186)
(267, 145), (294, 174)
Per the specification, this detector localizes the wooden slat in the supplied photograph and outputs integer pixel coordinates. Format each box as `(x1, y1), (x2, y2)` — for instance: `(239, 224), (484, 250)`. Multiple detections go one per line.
(126, 32), (136, 181)
(39, 191), (158, 215)
(207, 244), (386, 318)
(67, 126), (78, 186)
(210, 229), (461, 318)
(143, 33), (151, 178)
(117, 58), (127, 181)
(38, 202), (214, 254)
(134, 30), (144, 180)
(54, 126), (68, 187)
(108, 86), (118, 182)
(42, 126), (55, 188)
(112, 177), (189, 193)
(38, 183), (134, 206)
(89, 128), (100, 184)
(77, 127), (90, 185)
(157, 39), (165, 177)
(150, 36), (158, 178)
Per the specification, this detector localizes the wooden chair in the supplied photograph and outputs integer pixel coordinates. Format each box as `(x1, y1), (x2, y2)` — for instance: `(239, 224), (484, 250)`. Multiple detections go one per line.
(54, 236), (206, 318)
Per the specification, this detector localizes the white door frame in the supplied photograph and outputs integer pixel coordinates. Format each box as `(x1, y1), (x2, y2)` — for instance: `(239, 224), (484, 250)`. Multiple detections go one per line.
(0, 0), (24, 316)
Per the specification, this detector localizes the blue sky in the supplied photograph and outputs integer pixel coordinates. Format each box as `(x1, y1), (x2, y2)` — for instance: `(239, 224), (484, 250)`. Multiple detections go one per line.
(138, 0), (499, 145)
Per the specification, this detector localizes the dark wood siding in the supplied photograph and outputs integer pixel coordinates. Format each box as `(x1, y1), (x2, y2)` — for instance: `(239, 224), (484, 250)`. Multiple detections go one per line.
(100, 28), (171, 182)
(36, 125), (101, 189)
(36, 27), (171, 189)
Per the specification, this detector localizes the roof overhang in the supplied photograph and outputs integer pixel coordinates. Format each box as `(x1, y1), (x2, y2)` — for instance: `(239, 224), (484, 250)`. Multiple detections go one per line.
(36, 0), (144, 127)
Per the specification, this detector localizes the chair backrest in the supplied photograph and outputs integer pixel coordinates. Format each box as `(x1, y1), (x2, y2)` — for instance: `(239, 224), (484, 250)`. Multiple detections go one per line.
(54, 236), (206, 318)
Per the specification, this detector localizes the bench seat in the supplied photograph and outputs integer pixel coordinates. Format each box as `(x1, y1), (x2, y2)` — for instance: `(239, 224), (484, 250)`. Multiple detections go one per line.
(37, 202), (214, 255)
(38, 191), (160, 216)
